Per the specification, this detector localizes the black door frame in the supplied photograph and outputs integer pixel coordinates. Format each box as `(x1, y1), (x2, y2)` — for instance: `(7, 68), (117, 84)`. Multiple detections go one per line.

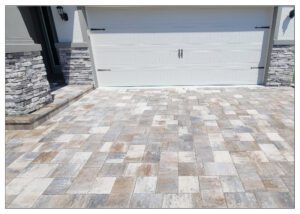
(36, 6), (65, 84)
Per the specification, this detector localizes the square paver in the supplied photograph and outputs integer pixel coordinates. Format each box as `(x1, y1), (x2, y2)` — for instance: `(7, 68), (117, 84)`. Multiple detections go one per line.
(178, 176), (200, 193)
(134, 177), (157, 193)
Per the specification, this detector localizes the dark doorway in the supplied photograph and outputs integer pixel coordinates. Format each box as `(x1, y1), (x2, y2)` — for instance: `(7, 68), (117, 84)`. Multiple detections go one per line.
(18, 6), (65, 84)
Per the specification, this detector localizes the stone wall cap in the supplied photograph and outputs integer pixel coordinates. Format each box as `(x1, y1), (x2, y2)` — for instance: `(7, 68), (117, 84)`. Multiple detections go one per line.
(5, 44), (42, 53)
(55, 42), (89, 48)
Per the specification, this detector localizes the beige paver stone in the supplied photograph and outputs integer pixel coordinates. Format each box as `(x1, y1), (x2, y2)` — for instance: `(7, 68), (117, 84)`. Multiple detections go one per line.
(134, 176), (157, 193)
(213, 151), (232, 162)
(266, 133), (284, 142)
(8, 178), (53, 208)
(178, 152), (196, 163)
(178, 176), (200, 193)
(237, 133), (255, 141)
(90, 177), (116, 194)
(162, 194), (193, 208)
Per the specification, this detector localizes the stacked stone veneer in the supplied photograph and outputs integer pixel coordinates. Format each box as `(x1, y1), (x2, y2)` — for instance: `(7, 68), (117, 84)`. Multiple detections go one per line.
(266, 45), (295, 86)
(5, 51), (53, 115)
(57, 47), (94, 85)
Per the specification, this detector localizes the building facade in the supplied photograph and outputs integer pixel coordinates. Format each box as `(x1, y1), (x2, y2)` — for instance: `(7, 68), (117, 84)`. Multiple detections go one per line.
(5, 6), (295, 115)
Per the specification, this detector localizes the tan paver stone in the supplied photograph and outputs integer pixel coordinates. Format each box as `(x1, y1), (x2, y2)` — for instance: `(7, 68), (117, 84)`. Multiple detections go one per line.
(105, 193), (131, 208)
(67, 167), (100, 194)
(199, 176), (222, 190)
(178, 163), (197, 176)
(247, 151), (269, 163)
(32, 152), (58, 163)
(262, 177), (289, 192)
(201, 189), (227, 208)
(156, 176), (178, 193)
(111, 176), (136, 194)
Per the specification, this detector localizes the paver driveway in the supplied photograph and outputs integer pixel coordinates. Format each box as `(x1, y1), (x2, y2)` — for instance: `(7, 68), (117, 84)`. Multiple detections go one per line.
(6, 87), (294, 208)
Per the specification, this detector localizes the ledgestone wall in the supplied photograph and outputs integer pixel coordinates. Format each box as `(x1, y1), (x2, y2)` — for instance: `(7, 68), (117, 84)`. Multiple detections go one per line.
(5, 51), (53, 115)
(57, 47), (94, 85)
(266, 45), (295, 86)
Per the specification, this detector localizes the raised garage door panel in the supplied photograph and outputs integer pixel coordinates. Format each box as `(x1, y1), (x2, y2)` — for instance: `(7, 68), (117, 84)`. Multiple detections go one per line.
(86, 7), (273, 86)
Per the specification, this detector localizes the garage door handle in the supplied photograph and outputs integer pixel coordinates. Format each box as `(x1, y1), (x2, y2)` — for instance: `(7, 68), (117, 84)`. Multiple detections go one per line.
(251, 66), (265, 69)
(178, 49), (183, 58)
(255, 26), (270, 29)
(91, 28), (106, 31)
(97, 69), (111, 72)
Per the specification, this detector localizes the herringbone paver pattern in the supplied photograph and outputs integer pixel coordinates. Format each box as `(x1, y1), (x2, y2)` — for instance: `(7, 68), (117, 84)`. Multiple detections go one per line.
(6, 87), (294, 208)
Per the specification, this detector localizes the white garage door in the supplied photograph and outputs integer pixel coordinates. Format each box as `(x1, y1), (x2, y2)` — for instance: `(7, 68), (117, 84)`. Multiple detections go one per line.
(86, 6), (273, 86)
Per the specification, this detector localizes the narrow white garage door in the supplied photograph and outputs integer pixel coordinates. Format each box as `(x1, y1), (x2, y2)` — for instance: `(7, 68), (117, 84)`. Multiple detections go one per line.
(86, 7), (273, 86)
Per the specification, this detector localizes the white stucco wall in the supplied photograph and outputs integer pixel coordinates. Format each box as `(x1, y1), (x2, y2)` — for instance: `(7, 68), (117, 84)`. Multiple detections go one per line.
(51, 6), (83, 43)
(274, 6), (294, 42)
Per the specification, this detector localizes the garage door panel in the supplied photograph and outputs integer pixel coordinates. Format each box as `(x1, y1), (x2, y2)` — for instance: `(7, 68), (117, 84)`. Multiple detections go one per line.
(93, 47), (178, 67)
(87, 6), (272, 86)
(97, 68), (262, 86)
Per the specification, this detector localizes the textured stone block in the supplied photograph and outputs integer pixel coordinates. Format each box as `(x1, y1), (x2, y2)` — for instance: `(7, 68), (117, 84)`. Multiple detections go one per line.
(5, 51), (53, 115)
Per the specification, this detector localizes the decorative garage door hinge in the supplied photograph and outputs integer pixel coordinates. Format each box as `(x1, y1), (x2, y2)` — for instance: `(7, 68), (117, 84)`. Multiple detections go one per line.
(254, 26), (270, 29)
(251, 66), (265, 69)
(97, 69), (111, 72)
(91, 28), (106, 31)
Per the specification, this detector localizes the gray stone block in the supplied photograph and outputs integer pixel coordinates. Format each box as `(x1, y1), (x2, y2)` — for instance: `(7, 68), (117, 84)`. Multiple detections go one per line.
(266, 45), (294, 87)
(57, 46), (94, 85)
(5, 51), (53, 116)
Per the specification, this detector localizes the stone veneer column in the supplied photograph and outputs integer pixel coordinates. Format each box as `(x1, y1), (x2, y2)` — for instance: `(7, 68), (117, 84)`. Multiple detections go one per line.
(5, 51), (53, 115)
(57, 46), (94, 85)
(266, 45), (295, 86)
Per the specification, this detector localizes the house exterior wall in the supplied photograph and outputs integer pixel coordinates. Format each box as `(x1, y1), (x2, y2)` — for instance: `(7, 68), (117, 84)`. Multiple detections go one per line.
(51, 6), (95, 85)
(51, 6), (84, 43)
(265, 6), (294, 86)
(5, 6), (53, 116)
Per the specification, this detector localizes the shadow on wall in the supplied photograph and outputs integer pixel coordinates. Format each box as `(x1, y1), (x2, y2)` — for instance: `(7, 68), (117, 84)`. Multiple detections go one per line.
(282, 15), (291, 34)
